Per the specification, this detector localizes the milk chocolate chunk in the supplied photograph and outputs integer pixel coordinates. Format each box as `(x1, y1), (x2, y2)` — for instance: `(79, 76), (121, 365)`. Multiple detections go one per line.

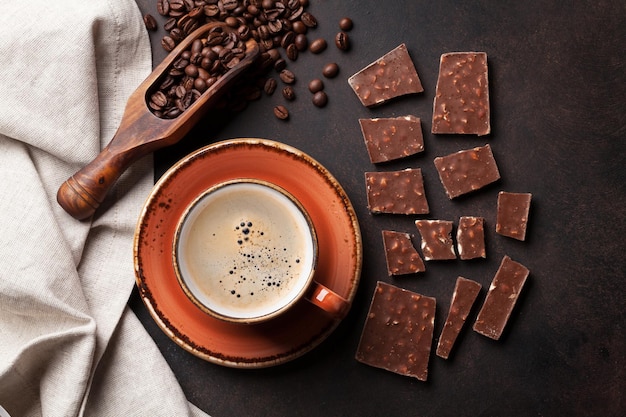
(414, 219), (456, 260)
(356, 282), (435, 381)
(359, 115), (424, 163)
(365, 169), (429, 215)
(434, 144), (500, 199)
(382, 230), (426, 276)
(456, 216), (486, 260)
(473, 256), (530, 340)
(432, 52), (490, 136)
(348, 43), (424, 107)
(496, 192), (532, 241)
(436, 277), (482, 359)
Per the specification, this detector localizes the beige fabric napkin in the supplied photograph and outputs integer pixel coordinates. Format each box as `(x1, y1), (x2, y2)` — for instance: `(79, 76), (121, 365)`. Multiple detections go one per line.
(0, 1), (208, 416)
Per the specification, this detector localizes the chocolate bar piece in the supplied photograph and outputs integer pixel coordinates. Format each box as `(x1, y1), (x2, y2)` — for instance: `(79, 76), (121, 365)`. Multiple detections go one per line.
(359, 115), (424, 163)
(356, 282), (435, 381)
(436, 277), (482, 359)
(456, 216), (486, 260)
(496, 192), (532, 241)
(348, 43), (424, 107)
(433, 144), (500, 199)
(473, 256), (530, 340)
(431, 52), (490, 135)
(415, 219), (456, 260)
(365, 169), (429, 215)
(382, 230), (426, 276)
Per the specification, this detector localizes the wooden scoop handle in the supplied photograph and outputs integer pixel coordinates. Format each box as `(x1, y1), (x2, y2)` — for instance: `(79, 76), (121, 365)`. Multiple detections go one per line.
(57, 143), (147, 219)
(57, 23), (259, 220)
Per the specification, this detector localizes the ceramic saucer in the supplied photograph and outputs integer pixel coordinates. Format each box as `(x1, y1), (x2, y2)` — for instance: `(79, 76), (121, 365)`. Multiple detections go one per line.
(134, 138), (362, 368)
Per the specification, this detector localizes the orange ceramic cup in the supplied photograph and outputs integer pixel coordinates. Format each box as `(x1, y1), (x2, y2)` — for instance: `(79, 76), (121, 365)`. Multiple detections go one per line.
(173, 178), (348, 324)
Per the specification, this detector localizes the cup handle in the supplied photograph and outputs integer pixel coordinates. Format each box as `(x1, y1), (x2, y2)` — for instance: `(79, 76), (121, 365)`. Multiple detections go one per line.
(306, 281), (349, 319)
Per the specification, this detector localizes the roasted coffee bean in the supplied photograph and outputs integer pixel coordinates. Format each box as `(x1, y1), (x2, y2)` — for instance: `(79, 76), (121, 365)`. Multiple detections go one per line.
(143, 14), (158, 31)
(339, 17), (354, 31)
(294, 33), (308, 51)
(312, 91), (328, 107)
(164, 17), (177, 31)
(274, 58), (287, 71)
(156, 0), (169, 16)
(322, 62), (339, 78)
(286, 43), (298, 61)
(161, 36), (176, 52)
(282, 86), (296, 101)
(264, 77), (278, 95)
(273, 105), (289, 120)
(280, 31), (296, 48)
(309, 38), (327, 54)
(292, 20), (307, 34)
(279, 69), (296, 84)
(335, 32), (350, 51)
(308, 78), (324, 93)
(300, 12), (317, 28)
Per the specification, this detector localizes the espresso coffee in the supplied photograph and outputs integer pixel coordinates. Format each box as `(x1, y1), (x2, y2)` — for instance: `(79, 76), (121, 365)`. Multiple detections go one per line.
(175, 181), (316, 322)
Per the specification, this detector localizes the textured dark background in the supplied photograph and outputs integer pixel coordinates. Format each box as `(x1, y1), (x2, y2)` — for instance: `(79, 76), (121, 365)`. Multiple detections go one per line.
(131, 1), (625, 416)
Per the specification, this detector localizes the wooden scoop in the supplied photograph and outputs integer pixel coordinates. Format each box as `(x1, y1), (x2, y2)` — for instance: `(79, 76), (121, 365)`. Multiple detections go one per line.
(57, 22), (260, 220)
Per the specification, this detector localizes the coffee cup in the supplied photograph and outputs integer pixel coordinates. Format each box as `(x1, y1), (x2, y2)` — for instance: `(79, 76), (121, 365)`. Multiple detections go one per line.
(173, 179), (349, 324)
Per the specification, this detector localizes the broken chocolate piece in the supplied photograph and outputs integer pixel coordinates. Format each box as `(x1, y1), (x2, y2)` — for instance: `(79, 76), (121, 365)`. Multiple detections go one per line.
(359, 115), (424, 163)
(473, 255), (530, 340)
(348, 43), (424, 107)
(496, 191), (532, 241)
(415, 219), (456, 260)
(356, 282), (435, 381)
(382, 230), (426, 275)
(456, 216), (486, 260)
(433, 144), (500, 199)
(432, 52), (490, 136)
(436, 277), (482, 359)
(365, 169), (429, 215)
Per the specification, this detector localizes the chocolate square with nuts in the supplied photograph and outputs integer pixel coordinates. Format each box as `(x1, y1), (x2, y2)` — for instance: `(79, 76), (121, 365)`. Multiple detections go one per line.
(382, 230), (425, 276)
(359, 115), (424, 163)
(365, 169), (429, 215)
(496, 192), (532, 241)
(432, 52), (490, 136)
(356, 282), (435, 381)
(433, 144), (500, 199)
(436, 277), (482, 359)
(348, 43), (424, 107)
(456, 216), (486, 260)
(473, 256), (530, 340)
(415, 219), (456, 260)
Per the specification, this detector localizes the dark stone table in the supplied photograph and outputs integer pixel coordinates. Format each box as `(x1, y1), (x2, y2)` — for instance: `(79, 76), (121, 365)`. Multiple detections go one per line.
(131, 1), (625, 415)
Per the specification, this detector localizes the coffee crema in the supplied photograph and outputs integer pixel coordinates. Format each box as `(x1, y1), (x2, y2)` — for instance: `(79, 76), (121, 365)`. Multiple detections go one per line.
(175, 180), (316, 322)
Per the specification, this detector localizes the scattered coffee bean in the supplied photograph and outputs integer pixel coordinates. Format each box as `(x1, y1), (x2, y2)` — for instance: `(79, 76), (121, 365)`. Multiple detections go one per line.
(286, 43), (299, 61)
(279, 69), (296, 84)
(335, 32), (350, 51)
(309, 38), (327, 54)
(274, 105), (289, 120)
(322, 62), (339, 78)
(312, 91), (328, 107)
(274, 58), (287, 72)
(264, 78), (277, 95)
(143, 14), (157, 31)
(282, 86), (296, 101)
(339, 17), (354, 31)
(301, 12), (318, 28)
(294, 33), (308, 52)
(308, 78), (324, 93)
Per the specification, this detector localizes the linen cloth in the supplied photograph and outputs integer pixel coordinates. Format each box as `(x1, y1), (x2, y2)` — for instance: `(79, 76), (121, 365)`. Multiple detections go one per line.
(0, 1), (208, 415)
